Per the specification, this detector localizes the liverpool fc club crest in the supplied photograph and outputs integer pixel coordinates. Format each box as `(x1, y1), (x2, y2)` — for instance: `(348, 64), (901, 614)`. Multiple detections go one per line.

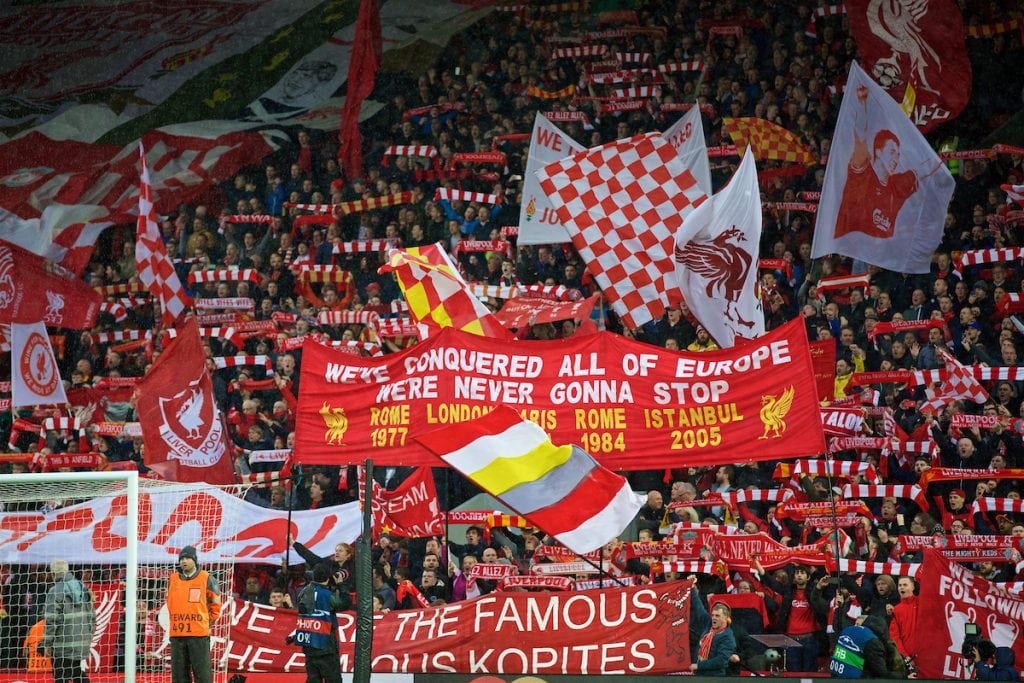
(320, 402), (348, 445)
(758, 386), (795, 439)
(158, 375), (225, 467)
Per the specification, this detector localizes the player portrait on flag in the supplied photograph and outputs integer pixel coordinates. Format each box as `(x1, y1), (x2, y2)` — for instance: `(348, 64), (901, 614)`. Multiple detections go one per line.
(832, 85), (942, 241)
(813, 62), (955, 274)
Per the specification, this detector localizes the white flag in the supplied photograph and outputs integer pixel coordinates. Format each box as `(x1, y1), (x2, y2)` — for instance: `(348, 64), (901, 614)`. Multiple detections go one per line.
(674, 148), (764, 347)
(12, 321), (67, 408)
(812, 62), (955, 273)
(518, 113), (585, 245)
(663, 106), (712, 196)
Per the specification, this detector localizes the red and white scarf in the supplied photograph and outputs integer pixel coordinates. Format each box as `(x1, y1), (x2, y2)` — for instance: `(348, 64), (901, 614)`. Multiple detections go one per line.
(698, 623), (726, 660)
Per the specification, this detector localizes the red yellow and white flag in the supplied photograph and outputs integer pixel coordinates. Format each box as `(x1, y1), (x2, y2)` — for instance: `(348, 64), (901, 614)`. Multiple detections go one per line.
(417, 406), (644, 554)
(378, 243), (510, 339)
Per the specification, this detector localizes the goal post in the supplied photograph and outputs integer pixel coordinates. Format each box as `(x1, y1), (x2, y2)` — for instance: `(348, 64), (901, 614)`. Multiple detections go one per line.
(0, 472), (241, 683)
(0, 470), (138, 680)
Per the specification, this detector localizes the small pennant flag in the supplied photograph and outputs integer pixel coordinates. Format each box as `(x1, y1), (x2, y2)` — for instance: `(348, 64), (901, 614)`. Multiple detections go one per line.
(416, 406), (644, 555)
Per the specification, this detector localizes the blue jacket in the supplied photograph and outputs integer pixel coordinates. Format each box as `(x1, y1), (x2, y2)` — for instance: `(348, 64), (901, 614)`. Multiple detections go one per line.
(977, 647), (1018, 681)
(690, 591), (737, 676)
(295, 582), (341, 652)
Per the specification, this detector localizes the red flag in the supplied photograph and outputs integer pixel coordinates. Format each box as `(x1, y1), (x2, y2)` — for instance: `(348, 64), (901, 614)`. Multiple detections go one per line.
(846, 0), (971, 131)
(135, 317), (234, 484)
(337, 0), (381, 179)
(136, 143), (192, 327)
(921, 350), (989, 413)
(358, 466), (443, 540)
(0, 240), (102, 330)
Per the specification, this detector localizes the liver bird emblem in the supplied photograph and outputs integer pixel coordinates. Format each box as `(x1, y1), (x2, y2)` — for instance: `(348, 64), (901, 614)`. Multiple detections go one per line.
(175, 388), (204, 439)
(758, 386), (795, 439)
(867, 0), (940, 93)
(320, 402), (348, 445)
(674, 226), (756, 330)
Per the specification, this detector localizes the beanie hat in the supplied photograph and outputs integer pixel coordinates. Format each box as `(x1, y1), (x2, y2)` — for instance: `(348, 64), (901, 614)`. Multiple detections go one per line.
(950, 488), (967, 499)
(179, 545), (198, 563)
(313, 563), (332, 584)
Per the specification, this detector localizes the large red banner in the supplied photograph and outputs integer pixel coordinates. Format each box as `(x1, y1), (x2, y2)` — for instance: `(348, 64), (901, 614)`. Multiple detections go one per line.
(295, 317), (825, 468)
(214, 581), (693, 674)
(846, 0), (970, 131)
(914, 548), (1024, 679)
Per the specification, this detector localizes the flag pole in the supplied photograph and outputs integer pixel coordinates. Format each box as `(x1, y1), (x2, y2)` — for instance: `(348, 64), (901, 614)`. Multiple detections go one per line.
(284, 465), (301, 575)
(354, 458), (374, 683)
(444, 467), (451, 578)
(821, 452), (845, 571)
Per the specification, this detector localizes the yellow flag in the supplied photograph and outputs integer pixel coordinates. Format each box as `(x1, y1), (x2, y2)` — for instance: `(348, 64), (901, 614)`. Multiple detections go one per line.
(900, 82), (916, 118)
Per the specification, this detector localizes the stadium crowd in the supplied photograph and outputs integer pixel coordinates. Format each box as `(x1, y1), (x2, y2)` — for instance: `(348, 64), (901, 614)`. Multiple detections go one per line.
(3, 0), (1024, 676)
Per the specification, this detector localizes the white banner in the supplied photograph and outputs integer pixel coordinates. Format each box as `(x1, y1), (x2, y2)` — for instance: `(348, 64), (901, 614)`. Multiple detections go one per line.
(0, 0), (320, 132)
(518, 112), (585, 245)
(663, 105), (712, 196)
(11, 321), (68, 407)
(0, 483), (360, 564)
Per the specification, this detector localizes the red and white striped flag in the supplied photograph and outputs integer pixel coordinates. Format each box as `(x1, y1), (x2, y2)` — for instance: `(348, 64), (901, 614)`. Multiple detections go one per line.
(135, 143), (191, 327)
(1002, 183), (1024, 207)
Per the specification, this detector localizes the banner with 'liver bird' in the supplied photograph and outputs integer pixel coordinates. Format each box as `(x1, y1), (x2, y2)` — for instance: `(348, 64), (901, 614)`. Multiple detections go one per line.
(136, 316), (234, 484)
(674, 147), (764, 348)
(292, 318), (824, 469)
(846, 0), (971, 131)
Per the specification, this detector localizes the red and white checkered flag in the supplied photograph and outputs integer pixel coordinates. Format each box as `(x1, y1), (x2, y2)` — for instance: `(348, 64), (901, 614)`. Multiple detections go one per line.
(537, 132), (707, 329)
(135, 143), (191, 327)
(921, 350), (989, 413)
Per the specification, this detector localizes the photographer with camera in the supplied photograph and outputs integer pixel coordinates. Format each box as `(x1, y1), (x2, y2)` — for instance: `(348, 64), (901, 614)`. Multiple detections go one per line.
(965, 625), (1018, 681)
(287, 563), (352, 683)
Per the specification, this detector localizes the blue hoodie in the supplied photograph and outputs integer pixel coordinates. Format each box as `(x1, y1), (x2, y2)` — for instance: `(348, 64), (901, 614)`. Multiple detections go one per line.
(976, 647), (1018, 681)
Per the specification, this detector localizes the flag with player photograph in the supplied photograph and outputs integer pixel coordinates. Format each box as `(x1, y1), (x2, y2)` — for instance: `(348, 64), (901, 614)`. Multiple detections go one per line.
(663, 105), (712, 196)
(416, 406), (644, 555)
(537, 132), (707, 330)
(11, 321), (68, 408)
(812, 62), (955, 274)
(518, 113), (586, 245)
(674, 147), (764, 347)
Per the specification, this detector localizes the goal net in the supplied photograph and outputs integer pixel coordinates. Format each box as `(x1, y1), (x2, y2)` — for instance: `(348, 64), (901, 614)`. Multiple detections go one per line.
(0, 472), (239, 683)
